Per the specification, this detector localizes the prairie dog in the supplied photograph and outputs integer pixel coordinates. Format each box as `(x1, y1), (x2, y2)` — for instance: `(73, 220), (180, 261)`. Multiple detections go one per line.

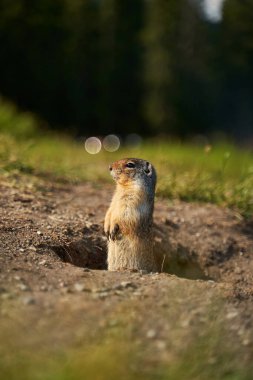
(104, 158), (157, 272)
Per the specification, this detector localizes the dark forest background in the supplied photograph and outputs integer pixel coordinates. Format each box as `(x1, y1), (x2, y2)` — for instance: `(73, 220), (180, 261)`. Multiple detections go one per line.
(0, 0), (253, 140)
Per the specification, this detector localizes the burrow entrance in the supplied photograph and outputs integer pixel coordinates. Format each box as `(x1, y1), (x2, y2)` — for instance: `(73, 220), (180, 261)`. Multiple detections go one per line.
(46, 224), (213, 281)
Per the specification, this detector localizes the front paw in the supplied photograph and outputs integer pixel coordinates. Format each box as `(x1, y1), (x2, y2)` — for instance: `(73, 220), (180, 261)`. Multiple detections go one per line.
(105, 223), (120, 241)
(110, 223), (120, 241)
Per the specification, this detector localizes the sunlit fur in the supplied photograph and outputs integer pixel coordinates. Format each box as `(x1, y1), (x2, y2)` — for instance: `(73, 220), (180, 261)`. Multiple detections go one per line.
(104, 158), (157, 272)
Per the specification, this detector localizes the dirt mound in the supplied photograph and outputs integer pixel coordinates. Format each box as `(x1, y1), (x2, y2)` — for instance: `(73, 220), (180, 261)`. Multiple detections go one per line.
(1, 182), (252, 296)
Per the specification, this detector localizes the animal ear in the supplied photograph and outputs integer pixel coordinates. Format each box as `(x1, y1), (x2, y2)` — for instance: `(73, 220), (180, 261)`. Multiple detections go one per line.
(144, 161), (152, 176)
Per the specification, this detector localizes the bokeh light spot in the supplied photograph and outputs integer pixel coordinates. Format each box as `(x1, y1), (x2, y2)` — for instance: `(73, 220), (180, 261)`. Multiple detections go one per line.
(84, 137), (102, 154)
(103, 134), (120, 152)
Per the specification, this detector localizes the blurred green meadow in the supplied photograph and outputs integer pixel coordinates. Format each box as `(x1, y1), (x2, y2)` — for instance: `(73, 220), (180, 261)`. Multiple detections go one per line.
(1, 100), (252, 216)
(1, 282), (253, 380)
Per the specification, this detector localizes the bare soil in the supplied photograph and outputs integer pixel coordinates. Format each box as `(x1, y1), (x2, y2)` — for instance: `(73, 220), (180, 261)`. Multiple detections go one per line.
(1, 179), (253, 370)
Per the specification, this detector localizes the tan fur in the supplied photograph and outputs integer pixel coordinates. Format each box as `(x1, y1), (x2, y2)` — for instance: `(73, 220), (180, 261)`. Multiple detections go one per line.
(104, 158), (157, 272)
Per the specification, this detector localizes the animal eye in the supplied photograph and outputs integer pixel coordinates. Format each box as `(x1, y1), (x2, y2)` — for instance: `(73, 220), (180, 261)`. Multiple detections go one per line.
(125, 162), (135, 168)
(145, 162), (151, 174)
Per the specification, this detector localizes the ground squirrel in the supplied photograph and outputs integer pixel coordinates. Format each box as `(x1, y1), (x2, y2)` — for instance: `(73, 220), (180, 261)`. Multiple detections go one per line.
(104, 158), (157, 272)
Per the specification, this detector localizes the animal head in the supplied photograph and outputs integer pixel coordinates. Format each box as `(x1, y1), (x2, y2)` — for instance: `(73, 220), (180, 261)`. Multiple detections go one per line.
(109, 158), (156, 191)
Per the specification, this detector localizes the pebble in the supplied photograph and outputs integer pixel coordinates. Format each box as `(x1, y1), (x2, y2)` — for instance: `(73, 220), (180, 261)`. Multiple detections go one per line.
(92, 292), (108, 300)
(133, 291), (142, 297)
(37, 230), (43, 236)
(117, 281), (136, 290)
(18, 284), (30, 291)
(114, 290), (123, 296)
(38, 260), (47, 266)
(83, 268), (90, 272)
(146, 329), (157, 339)
(19, 248), (25, 253)
(74, 283), (86, 292)
(226, 311), (239, 320)
(22, 296), (36, 305)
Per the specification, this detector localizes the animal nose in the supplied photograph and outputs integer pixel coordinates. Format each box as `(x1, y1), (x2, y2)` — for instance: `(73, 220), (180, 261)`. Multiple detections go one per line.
(109, 165), (112, 171)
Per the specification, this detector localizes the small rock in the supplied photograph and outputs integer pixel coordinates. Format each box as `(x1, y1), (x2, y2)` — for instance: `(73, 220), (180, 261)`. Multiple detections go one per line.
(22, 296), (36, 305)
(37, 230), (43, 236)
(83, 268), (90, 272)
(28, 246), (37, 252)
(74, 283), (85, 292)
(92, 292), (108, 300)
(133, 291), (142, 297)
(19, 248), (25, 253)
(114, 290), (123, 296)
(38, 260), (47, 266)
(119, 281), (136, 289)
(99, 292), (109, 299)
(18, 284), (30, 291)
(14, 276), (21, 281)
(146, 329), (156, 339)
(226, 311), (239, 320)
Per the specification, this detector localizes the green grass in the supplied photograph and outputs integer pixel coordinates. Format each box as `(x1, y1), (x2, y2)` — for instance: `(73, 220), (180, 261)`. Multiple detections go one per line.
(1, 336), (252, 380)
(1, 289), (252, 380)
(0, 99), (253, 215)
